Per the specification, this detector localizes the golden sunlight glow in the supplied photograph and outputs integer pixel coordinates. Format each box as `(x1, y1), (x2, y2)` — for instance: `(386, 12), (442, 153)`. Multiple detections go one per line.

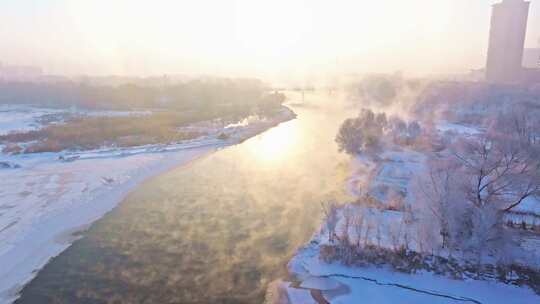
(59, 0), (459, 76)
(248, 120), (299, 164)
(233, 1), (313, 56)
(7, 0), (537, 77)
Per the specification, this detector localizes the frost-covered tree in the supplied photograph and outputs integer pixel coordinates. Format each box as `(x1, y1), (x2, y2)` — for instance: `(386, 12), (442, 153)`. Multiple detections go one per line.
(385, 116), (423, 146)
(407, 121), (422, 143)
(489, 107), (540, 147)
(412, 158), (468, 250)
(414, 127), (540, 258)
(375, 112), (388, 130)
(336, 109), (385, 155)
(335, 118), (364, 155)
(452, 135), (540, 212)
(321, 201), (339, 243)
(387, 116), (408, 143)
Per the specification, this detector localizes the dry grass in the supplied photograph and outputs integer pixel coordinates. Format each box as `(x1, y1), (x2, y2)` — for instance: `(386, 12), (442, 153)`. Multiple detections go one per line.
(1, 112), (208, 153)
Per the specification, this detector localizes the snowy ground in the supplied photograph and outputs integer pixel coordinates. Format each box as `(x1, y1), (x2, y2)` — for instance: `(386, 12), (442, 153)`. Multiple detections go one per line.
(0, 105), (296, 304)
(0, 104), (152, 136)
(0, 105), (63, 135)
(437, 121), (482, 136)
(280, 202), (540, 303)
(346, 148), (426, 207)
(283, 243), (540, 304)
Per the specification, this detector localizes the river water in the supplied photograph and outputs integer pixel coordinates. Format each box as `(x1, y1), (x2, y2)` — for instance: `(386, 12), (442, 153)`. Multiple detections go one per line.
(16, 93), (355, 304)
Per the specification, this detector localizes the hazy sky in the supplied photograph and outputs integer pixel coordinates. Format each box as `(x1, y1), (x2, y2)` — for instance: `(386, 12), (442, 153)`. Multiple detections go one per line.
(2, 0), (540, 80)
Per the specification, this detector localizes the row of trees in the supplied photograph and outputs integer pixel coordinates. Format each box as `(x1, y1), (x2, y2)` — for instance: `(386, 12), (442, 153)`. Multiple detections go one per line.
(335, 108), (422, 155)
(0, 78), (285, 115)
(333, 103), (540, 265)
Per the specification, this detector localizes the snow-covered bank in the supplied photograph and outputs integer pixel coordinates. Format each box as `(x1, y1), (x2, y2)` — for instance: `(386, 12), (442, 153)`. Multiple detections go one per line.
(283, 242), (540, 304)
(280, 200), (540, 303)
(276, 117), (540, 304)
(0, 106), (296, 304)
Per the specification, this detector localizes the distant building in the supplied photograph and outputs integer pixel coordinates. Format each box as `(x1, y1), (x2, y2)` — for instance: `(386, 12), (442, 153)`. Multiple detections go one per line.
(486, 0), (530, 83)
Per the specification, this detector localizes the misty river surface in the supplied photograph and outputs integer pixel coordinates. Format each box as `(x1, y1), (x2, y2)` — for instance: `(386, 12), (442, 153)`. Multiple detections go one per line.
(16, 94), (354, 303)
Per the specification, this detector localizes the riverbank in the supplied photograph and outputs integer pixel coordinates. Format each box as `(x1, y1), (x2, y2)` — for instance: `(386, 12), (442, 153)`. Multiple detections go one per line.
(280, 240), (540, 304)
(0, 106), (296, 304)
(276, 117), (540, 303)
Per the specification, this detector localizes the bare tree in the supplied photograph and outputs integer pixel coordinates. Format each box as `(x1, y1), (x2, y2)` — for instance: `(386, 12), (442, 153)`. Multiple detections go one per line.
(321, 201), (339, 243)
(452, 136), (540, 212)
(407, 121), (422, 144)
(490, 107), (540, 147)
(341, 206), (353, 244)
(412, 158), (466, 249)
(389, 221), (404, 251)
(353, 211), (365, 248)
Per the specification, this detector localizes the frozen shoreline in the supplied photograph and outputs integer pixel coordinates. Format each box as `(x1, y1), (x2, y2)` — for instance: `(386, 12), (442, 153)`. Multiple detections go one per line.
(0, 106), (296, 304)
(282, 241), (540, 304)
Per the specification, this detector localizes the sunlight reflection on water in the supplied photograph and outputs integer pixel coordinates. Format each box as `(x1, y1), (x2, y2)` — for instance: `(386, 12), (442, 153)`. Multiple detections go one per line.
(246, 118), (299, 165)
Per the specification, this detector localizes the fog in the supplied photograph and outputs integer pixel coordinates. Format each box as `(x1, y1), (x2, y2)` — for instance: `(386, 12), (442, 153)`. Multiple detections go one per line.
(2, 0), (540, 82)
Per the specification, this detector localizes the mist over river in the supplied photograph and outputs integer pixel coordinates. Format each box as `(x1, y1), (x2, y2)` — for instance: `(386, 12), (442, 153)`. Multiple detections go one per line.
(16, 92), (355, 303)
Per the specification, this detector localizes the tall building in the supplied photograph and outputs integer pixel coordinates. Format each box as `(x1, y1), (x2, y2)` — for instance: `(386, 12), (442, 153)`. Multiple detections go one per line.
(486, 0), (530, 83)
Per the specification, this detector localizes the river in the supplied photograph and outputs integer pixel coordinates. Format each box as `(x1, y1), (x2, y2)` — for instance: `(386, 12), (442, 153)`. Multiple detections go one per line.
(16, 92), (355, 304)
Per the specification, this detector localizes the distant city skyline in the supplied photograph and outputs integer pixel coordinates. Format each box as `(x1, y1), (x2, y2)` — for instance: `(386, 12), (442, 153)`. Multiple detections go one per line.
(1, 0), (540, 81)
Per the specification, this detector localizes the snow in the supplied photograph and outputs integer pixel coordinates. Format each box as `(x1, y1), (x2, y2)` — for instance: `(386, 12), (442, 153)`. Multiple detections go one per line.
(437, 122), (482, 136)
(346, 149), (426, 205)
(0, 106), (296, 304)
(0, 105), (63, 135)
(513, 196), (540, 216)
(280, 282), (318, 304)
(0, 105), (153, 136)
(370, 150), (426, 202)
(286, 243), (540, 304)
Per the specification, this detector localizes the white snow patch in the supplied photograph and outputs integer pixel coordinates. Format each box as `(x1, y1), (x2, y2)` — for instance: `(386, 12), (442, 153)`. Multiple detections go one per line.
(437, 122), (482, 136)
(0, 105), (63, 135)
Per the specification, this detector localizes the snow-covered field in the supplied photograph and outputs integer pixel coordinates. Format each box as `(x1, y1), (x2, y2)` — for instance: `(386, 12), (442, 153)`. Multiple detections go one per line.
(0, 104), (152, 136)
(0, 105), (296, 304)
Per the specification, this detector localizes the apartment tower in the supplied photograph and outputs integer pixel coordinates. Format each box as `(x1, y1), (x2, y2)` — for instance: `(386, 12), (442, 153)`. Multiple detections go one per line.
(486, 0), (530, 83)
